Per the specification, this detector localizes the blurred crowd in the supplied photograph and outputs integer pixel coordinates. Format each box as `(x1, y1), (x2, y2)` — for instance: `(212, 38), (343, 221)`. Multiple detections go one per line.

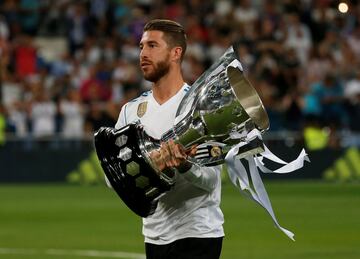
(0, 0), (359, 149)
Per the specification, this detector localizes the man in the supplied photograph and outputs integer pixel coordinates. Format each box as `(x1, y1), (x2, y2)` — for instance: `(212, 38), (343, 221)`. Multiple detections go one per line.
(114, 19), (224, 259)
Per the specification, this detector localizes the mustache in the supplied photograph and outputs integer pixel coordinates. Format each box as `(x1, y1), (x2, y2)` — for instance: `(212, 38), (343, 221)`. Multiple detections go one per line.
(140, 59), (153, 66)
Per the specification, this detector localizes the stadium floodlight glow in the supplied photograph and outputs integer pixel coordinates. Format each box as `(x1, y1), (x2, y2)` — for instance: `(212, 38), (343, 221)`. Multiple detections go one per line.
(338, 2), (349, 13)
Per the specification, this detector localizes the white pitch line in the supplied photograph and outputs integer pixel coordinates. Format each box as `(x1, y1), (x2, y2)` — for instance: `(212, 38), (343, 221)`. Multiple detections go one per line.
(0, 247), (146, 259)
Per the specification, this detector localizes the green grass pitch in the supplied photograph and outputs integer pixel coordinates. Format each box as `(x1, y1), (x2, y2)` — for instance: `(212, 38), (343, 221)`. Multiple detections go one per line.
(0, 181), (359, 259)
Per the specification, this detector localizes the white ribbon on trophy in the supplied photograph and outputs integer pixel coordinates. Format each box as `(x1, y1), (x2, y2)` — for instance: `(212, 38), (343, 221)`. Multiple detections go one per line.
(225, 129), (310, 240)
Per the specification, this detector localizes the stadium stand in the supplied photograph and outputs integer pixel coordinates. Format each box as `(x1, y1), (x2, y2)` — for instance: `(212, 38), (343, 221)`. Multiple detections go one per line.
(0, 0), (359, 151)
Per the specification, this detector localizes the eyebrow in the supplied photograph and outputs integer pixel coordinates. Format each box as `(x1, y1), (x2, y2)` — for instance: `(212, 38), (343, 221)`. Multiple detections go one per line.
(139, 40), (159, 47)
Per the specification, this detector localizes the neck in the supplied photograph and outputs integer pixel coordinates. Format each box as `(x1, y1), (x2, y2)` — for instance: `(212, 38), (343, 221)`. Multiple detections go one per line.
(152, 67), (184, 105)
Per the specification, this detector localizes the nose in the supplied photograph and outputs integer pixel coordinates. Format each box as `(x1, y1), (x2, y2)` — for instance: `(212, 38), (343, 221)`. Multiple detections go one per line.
(140, 46), (148, 60)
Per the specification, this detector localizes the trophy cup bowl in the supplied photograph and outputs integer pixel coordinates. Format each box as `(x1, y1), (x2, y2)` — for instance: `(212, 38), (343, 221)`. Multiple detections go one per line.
(161, 46), (269, 165)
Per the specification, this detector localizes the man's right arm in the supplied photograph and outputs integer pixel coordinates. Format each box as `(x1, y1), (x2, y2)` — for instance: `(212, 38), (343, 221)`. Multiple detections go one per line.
(115, 103), (128, 129)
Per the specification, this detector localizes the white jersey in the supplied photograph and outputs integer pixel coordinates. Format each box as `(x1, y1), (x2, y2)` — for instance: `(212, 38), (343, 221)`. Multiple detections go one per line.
(60, 101), (84, 138)
(115, 83), (224, 245)
(31, 101), (57, 138)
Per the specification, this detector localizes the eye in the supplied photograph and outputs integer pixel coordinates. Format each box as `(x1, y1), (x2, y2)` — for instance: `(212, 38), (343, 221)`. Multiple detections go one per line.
(149, 43), (156, 48)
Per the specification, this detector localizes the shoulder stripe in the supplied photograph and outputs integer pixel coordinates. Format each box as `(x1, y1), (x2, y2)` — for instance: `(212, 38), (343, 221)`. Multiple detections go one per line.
(141, 90), (152, 96)
(130, 90), (152, 103)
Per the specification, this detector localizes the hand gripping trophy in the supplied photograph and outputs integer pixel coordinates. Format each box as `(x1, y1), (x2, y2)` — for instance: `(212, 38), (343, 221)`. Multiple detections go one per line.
(94, 46), (309, 240)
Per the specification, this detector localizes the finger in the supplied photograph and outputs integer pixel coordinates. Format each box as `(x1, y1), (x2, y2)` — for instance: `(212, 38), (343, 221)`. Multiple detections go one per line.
(171, 143), (186, 159)
(149, 150), (165, 172)
(167, 140), (176, 153)
(163, 141), (191, 169)
(160, 142), (171, 162)
(164, 141), (175, 157)
(161, 142), (180, 168)
(166, 141), (183, 162)
(185, 144), (198, 157)
(189, 148), (198, 156)
(172, 159), (181, 167)
(169, 140), (187, 157)
(165, 159), (176, 168)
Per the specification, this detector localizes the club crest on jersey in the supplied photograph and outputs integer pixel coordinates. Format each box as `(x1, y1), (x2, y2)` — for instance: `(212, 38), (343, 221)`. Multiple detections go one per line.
(137, 102), (148, 118)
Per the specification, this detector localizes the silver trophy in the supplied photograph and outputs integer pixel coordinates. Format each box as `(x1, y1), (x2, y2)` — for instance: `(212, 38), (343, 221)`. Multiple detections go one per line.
(95, 45), (270, 217)
(161, 46), (269, 165)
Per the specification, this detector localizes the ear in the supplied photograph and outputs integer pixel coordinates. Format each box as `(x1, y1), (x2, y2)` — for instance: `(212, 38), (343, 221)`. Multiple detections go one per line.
(171, 46), (183, 62)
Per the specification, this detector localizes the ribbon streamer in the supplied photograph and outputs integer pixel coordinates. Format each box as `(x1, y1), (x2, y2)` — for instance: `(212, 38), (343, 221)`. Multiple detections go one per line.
(225, 129), (310, 240)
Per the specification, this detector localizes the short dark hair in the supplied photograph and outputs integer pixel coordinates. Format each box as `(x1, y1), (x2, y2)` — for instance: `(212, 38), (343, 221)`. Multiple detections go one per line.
(143, 19), (187, 60)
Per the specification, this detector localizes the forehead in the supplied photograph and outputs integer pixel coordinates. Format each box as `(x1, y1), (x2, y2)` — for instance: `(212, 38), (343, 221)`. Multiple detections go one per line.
(140, 30), (167, 45)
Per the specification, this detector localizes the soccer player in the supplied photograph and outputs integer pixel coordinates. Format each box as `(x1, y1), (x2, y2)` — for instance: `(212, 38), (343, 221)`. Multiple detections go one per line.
(114, 19), (224, 259)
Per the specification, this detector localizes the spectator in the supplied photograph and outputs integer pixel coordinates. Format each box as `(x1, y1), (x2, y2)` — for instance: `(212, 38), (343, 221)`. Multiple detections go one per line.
(284, 12), (312, 65)
(305, 45), (334, 84)
(0, 15), (10, 39)
(7, 100), (28, 138)
(50, 52), (73, 79)
(84, 102), (115, 133)
(79, 65), (111, 103)
(30, 89), (57, 140)
(207, 27), (232, 63)
(19, 0), (42, 35)
(12, 34), (38, 79)
(66, 2), (91, 55)
(182, 54), (205, 85)
(344, 71), (360, 131)
(347, 26), (360, 58)
(233, 0), (259, 36)
(2, 0), (21, 37)
(312, 73), (348, 127)
(59, 89), (84, 140)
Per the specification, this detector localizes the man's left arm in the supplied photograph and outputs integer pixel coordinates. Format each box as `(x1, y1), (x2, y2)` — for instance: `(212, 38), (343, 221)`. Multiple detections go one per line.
(179, 164), (221, 192)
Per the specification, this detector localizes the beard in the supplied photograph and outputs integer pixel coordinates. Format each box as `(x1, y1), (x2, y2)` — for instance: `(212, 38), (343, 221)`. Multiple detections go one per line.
(142, 55), (171, 82)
